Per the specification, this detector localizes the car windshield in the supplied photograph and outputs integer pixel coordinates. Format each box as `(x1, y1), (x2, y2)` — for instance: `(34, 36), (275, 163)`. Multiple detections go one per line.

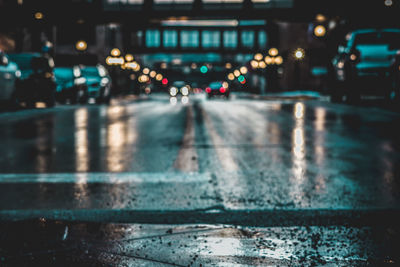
(81, 67), (99, 77)
(209, 82), (222, 89)
(54, 68), (74, 79)
(7, 54), (35, 70)
(354, 31), (400, 48)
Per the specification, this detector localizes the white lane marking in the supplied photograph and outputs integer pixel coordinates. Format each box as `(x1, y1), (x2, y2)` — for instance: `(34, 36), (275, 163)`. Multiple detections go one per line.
(0, 172), (210, 184)
(173, 105), (199, 172)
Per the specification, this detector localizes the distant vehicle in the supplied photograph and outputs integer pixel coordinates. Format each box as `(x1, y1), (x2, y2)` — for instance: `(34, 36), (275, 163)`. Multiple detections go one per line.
(205, 81), (230, 99)
(169, 81), (190, 97)
(0, 52), (20, 108)
(80, 65), (111, 104)
(8, 53), (56, 108)
(54, 66), (88, 104)
(330, 28), (400, 102)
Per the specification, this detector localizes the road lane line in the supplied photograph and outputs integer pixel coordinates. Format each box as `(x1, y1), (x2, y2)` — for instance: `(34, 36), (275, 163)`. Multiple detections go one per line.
(0, 172), (210, 183)
(173, 105), (199, 172)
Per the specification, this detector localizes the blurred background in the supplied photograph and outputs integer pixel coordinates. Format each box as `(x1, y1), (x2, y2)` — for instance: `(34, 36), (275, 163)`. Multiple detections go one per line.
(0, 0), (399, 104)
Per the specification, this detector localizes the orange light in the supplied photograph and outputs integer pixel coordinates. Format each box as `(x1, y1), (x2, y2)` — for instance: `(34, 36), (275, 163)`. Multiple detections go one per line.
(75, 40), (87, 51)
(34, 12), (43, 20)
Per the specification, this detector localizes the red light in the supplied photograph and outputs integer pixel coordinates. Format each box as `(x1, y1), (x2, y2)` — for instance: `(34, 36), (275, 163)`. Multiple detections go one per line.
(219, 87), (226, 93)
(240, 79), (246, 84)
(206, 87), (211, 93)
(162, 78), (168, 85)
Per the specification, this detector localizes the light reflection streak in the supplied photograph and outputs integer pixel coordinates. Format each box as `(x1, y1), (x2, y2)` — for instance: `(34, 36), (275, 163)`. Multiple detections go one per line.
(105, 105), (137, 172)
(75, 108), (89, 172)
(291, 102), (306, 202)
(73, 173), (90, 208)
(35, 120), (51, 173)
(314, 107), (326, 166)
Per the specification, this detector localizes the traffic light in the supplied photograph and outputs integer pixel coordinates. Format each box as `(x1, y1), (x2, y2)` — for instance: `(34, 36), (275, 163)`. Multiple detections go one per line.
(200, 66), (208, 74)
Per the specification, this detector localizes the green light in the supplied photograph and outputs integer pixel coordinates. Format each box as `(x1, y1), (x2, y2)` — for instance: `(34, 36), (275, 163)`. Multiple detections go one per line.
(238, 75), (245, 82)
(200, 66), (208, 74)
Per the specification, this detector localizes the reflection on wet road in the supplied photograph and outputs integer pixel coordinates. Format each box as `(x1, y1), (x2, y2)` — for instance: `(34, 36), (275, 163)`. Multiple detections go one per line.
(0, 94), (399, 212)
(1, 94), (400, 265)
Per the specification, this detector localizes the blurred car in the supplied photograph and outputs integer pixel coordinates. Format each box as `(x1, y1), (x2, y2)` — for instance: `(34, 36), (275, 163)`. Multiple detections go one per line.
(205, 81), (230, 99)
(330, 28), (400, 102)
(169, 81), (191, 97)
(80, 65), (111, 104)
(8, 53), (56, 108)
(54, 66), (88, 104)
(0, 52), (20, 108)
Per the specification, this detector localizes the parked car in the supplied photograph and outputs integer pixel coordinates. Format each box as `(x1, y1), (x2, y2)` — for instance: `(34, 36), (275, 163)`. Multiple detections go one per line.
(330, 28), (400, 102)
(8, 53), (56, 108)
(0, 52), (20, 108)
(54, 66), (88, 104)
(80, 65), (111, 104)
(169, 81), (190, 97)
(205, 81), (230, 99)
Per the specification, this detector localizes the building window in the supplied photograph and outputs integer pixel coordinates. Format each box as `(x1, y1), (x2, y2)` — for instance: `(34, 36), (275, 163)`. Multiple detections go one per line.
(223, 30), (237, 48)
(163, 30), (178, 48)
(202, 30), (220, 48)
(146, 29), (160, 48)
(131, 30), (143, 47)
(258, 30), (267, 49)
(181, 30), (199, 48)
(241, 30), (254, 48)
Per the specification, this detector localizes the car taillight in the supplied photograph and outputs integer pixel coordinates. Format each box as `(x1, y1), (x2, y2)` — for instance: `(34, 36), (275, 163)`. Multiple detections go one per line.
(206, 87), (211, 93)
(219, 87), (226, 93)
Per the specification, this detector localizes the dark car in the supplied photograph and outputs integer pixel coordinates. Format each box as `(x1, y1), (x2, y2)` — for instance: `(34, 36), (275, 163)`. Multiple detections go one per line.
(80, 65), (111, 104)
(0, 52), (20, 108)
(330, 28), (400, 102)
(8, 53), (56, 108)
(54, 66), (88, 104)
(205, 81), (230, 99)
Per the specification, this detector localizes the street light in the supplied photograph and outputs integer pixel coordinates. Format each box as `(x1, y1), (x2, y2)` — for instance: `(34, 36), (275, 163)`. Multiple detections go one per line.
(268, 48), (279, 57)
(250, 60), (259, 69)
(240, 66), (248, 74)
(274, 56), (283, 65)
(110, 48), (121, 57)
(314, 25), (326, 37)
(254, 53), (263, 61)
(156, 74), (163, 81)
(75, 40), (87, 52)
(125, 54), (134, 62)
(34, 12), (43, 20)
(294, 48), (305, 60)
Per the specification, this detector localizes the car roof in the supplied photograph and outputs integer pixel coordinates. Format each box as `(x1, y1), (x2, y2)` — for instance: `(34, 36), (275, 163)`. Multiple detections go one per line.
(351, 28), (400, 35)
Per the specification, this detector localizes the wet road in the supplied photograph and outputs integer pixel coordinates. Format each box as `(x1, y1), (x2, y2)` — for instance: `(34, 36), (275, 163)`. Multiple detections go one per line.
(1, 93), (400, 265)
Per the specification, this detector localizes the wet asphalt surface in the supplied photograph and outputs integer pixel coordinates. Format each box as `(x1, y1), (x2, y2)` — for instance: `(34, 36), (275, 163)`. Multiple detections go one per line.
(0, 93), (400, 266)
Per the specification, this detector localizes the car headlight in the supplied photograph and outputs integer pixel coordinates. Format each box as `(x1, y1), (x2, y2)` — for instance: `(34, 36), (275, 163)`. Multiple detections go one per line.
(74, 77), (86, 85)
(15, 70), (21, 78)
(170, 87), (178, 96)
(101, 77), (109, 86)
(181, 86), (189, 96)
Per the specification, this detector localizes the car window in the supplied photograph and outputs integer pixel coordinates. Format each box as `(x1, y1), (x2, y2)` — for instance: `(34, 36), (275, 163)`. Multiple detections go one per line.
(209, 82), (222, 89)
(8, 55), (34, 70)
(354, 32), (400, 48)
(54, 68), (74, 79)
(81, 67), (100, 77)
